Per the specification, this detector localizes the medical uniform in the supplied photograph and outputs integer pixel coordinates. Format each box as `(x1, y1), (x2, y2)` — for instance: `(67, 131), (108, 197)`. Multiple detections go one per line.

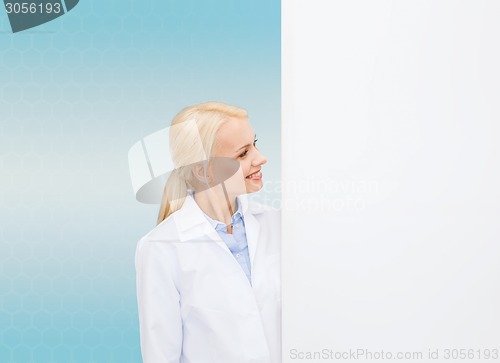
(135, 193), (281, 363)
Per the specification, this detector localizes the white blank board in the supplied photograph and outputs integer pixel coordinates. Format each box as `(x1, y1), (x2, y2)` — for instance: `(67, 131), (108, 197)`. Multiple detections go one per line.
(282, 1), (500, 362)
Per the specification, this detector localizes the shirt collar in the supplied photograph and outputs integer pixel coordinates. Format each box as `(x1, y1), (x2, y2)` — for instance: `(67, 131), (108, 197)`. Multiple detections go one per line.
(192, 191), (245, 232)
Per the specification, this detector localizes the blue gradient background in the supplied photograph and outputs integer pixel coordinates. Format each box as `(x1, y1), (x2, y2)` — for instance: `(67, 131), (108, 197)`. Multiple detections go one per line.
(0, 1), (280, 362)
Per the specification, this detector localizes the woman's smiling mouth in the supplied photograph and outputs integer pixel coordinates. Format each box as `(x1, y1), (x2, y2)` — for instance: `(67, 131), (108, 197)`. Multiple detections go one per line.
(246, 170), (262, 179)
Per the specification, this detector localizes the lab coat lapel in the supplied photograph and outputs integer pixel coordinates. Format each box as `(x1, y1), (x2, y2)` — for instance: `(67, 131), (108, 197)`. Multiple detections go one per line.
(176, 193), (263, 288)
(238, 194), (260, 275)
(244, 211), (261, 277)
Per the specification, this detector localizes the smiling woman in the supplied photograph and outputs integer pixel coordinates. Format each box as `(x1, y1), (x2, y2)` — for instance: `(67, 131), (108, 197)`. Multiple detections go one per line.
(135, 102), (281, 363)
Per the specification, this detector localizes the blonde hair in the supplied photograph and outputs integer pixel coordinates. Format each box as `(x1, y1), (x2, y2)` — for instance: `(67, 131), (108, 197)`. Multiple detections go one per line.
(157, 102), (248, 224)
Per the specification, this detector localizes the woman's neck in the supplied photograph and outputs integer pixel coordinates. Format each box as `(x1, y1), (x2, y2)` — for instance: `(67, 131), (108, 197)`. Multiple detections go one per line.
(193, 185), (237, 226)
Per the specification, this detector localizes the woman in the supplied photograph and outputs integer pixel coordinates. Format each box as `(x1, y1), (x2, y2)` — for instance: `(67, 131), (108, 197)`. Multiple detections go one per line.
(135, 102), (281, 363)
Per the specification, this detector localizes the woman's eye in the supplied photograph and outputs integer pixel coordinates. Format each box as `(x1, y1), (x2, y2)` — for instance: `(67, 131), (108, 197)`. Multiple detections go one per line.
(239, 139), (258, 158)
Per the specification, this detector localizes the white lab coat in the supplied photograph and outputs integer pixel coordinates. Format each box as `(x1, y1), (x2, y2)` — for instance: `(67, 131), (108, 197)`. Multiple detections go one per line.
(135, 193), (281, 363)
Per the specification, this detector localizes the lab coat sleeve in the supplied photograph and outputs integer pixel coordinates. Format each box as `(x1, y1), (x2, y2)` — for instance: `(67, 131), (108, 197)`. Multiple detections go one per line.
(135, 237), (183, 363)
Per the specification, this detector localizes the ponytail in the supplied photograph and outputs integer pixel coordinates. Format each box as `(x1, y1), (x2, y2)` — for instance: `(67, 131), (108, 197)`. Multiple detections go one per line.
(157, 169), (188, 225)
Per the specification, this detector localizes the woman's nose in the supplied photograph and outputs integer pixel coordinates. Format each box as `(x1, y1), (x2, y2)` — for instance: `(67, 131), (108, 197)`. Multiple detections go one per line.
(253, 149), (267, 166)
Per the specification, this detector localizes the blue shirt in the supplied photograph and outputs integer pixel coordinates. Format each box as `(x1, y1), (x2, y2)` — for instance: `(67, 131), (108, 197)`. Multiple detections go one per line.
(200, 197), (252, 285)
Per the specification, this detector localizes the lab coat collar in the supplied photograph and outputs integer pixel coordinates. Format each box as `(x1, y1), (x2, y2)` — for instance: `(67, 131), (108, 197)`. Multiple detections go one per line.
(174, 192), (249, 236)
(173, 193), (248, 232)
(174, 193), (261, 278)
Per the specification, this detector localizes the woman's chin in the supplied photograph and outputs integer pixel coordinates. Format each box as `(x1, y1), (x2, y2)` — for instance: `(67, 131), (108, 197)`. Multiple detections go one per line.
(245, 180), (263, 193)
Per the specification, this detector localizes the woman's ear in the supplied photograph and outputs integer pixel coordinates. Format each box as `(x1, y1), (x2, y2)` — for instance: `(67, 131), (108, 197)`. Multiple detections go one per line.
(192, 162), (212, 185)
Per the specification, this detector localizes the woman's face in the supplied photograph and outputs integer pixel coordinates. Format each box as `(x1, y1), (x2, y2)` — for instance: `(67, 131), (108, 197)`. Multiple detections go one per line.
(213, 117), (267, 195)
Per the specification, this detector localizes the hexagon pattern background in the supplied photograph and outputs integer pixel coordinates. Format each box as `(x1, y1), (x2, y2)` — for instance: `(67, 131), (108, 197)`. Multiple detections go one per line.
(0, 0), (281, 362)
